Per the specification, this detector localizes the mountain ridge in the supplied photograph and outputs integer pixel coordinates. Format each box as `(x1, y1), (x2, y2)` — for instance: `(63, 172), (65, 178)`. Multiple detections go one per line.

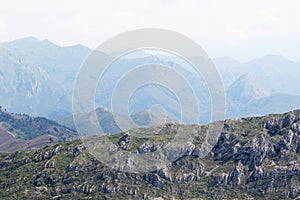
(1, 109), (300, 199)
(0, 106), (76, 152)
(227, 73), (271, 104)
(1, 37), (300, 124)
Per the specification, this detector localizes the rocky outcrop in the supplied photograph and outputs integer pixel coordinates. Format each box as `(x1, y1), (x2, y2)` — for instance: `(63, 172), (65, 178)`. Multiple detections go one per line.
(282, 114), (297, 128)
(118, 133), (131, 150)
(235, 134), (271, 170)
(143, 174), (163, 187)
(210, 162), (245, 187)
(158, 168), (172, 181)
(227, 162), (245, 186)
(138, 142), (162, 154)
(173, 173), (195, 184)
(1, 110), (300, 199)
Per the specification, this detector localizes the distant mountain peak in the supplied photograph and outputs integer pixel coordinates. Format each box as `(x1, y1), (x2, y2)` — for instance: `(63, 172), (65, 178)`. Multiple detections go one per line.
(13, 36), (39, 42)
(10, 36), (41, 45)
(213, 56), (241, 68)
(227, 73), (271, 104)
(246, 54), (297, 67)
(213, 56), (240, 63)
(236, 73), (255, 84)
(1, 36), (62, 50)
(41, 39), (60, 47)
(5, 37), (90, 50)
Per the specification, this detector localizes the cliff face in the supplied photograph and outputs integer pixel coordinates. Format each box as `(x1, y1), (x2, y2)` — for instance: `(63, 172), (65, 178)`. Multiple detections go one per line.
(1, 110), (300, 199)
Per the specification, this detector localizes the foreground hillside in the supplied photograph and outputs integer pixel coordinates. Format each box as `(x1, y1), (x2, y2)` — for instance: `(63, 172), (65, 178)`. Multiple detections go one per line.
(1, 110), (300, 199)
(0, 107), (76, 152)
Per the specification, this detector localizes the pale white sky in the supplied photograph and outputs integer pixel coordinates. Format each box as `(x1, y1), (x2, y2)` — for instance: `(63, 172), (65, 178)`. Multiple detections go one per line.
(0, 0), (299, 61)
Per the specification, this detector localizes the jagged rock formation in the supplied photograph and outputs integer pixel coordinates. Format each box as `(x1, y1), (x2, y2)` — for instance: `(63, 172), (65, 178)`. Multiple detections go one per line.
(1, 110), (300, 199)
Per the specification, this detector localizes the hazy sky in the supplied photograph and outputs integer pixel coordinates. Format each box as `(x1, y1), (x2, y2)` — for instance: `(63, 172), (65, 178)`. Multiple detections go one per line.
(0, 0), (299, 61)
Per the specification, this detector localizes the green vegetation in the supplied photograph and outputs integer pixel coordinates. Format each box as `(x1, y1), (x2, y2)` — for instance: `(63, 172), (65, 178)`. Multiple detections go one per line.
(0, 107), (75, 141)
(0, 110), (300, 199)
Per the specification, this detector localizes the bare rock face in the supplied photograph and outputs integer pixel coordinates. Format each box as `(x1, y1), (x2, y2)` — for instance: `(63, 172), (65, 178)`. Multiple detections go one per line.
(143, 174), (163, 187)
(164, 142), (195, 162)
(227, 162), (245, 186)
(211, 173), (229, 185)
(213, 131), (239, 163)
(282, 114), (296, 128)
(44, 160), (55, 168)
(207, 111), (300, 199)
(75, 184), (96, 195)
(235, 134), (271, 171)
(118, 133), (131, 150)
(33, 145), (61, 162)
(210, 162), (245, 187)
(158, 168), (172, 181)
(173, 173), (195, 184)
(246, 166), (264, 183)
(288, 188), (300, 198)
(274, 130), (295, 155)
(174, 156), (205, 176)
(138, 142), (162, 154)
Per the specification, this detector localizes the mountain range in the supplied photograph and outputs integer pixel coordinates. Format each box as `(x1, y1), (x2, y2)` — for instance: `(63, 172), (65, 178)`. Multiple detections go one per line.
(1, 37), (300, 199)
(0, 37), (300, 125)
(0, 37), (89, 117)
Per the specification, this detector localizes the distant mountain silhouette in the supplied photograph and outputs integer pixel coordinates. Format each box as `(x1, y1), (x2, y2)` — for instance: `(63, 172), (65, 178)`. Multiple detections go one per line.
(1, 37), (300, 124)
(227, 73), (271, 104)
